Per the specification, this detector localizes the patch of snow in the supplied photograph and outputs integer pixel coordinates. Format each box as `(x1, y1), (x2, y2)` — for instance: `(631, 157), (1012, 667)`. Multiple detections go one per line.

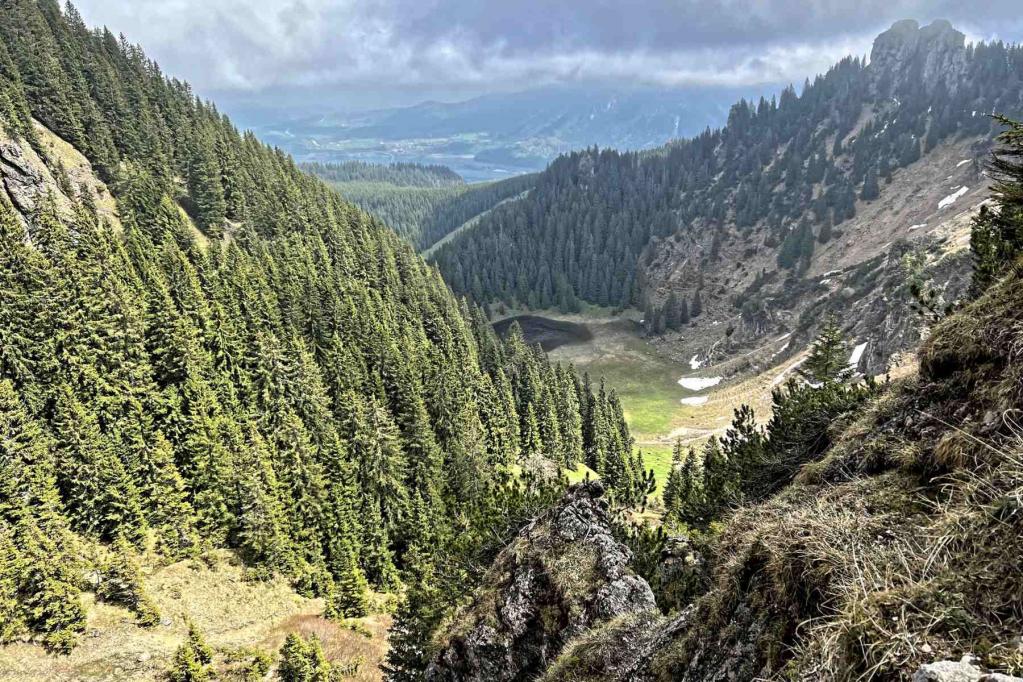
(776, 333), (792, 342)
(689, 355), (703, 370)
(909, 223), (927, 231)
(678, 376), (722, 391)
(771, 357), (806, 387)
(938, 186), (969, 210)
(848, 342), (868, 367)
(820, 278), (832, 285)
(956, 159), (971, 168)
(770, 341), (791, 360)
(680, 396), (709, 406)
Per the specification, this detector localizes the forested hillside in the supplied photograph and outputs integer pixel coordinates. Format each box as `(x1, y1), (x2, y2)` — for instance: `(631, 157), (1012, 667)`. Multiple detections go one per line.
(300, 161), (464, 188)
(0, 0), (646, 671)
(304, 161), (537, 250)
(432, 20), (1023, 322)
(428, 116), (1023, 682)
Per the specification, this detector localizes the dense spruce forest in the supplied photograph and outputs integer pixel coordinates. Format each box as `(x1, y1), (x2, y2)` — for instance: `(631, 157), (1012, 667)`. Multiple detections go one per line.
(299, 161), (465, 189)
(0, 0), (648, 668)
(432, 21), (1023, 312)
(304, 161), (537, 251)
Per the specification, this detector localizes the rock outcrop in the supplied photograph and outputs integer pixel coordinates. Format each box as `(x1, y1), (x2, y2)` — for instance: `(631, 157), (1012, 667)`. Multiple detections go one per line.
(870, 19), (969, 96)
(913, 655), (1023, 682)
(426, 481), (656, 682)
(1, 137), (49, 218)
(0, 120), (121, 232)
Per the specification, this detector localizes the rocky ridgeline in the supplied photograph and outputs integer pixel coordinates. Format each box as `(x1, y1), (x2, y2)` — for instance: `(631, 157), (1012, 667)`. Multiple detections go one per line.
(870, 19), (969, 97)
(429, 480), (1023, 681)
(426, 481), (655, 681)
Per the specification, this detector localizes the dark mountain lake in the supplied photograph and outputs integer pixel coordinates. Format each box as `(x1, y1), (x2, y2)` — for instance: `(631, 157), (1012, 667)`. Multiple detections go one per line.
(492, 315), (594, 352)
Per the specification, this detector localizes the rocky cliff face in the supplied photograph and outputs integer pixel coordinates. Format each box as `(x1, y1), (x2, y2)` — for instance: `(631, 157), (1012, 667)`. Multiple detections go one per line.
(426, 481), (655, 681)
(0, 120), (120, 233)
(870, 20), (969, 96)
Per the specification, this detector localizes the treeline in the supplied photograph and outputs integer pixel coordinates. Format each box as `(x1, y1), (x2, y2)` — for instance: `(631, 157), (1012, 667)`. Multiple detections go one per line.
(433, 31), (1023, 311)
(299, 161), (464, 188)
(306, 165), (537, 250)
(0, 0), (643, 661)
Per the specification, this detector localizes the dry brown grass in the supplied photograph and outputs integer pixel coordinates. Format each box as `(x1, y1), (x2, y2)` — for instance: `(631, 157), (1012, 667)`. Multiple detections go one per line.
(0, 551), (391, 681)
(262, 612), (392, 681)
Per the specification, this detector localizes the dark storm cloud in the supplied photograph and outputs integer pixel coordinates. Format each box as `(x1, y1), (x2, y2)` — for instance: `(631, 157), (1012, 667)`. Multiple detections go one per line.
(71, 0), (1023, 102)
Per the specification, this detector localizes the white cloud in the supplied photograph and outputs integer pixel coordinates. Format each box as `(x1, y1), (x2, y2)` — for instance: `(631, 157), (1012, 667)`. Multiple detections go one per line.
(71, 0), (1021, 101)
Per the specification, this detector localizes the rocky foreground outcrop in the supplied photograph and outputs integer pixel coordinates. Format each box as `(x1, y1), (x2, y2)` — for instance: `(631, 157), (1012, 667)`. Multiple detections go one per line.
(913, 655), (1023, 682)
(426, 481), (655, 681)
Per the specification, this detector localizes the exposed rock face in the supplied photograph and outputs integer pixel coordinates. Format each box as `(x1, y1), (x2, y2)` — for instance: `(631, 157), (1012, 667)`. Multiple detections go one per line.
(870, 19), (968, 95)
(0, 138), (47, 217)
(1, 120), (121, 233)
(426, 481), (656, 682)
(913, 655), (1023, 682)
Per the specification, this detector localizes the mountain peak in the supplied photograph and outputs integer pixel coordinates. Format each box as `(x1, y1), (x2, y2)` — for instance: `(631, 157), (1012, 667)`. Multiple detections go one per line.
(870, 19), (968, 94)
(871, 19), (965, 64)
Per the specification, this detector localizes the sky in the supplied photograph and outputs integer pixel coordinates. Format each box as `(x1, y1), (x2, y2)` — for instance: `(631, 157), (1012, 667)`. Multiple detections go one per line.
(73, 1), (1023, 119)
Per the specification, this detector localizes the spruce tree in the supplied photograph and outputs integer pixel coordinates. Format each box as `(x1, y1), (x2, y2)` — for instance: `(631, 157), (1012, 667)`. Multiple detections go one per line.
(168, 622), (214, 682)
(970, 116), (1023, 296)
(51, 386), (147, 545)
(14, 516), (86, 653)
(798, 317), (850, 384)
(139, 432), (199, 558)
(96, 538), (161, 627)
(278, 632), (331, 682)
(0, 528), (24, 644)
(324, 538), (370, 620)
(690, 290), (703, 318)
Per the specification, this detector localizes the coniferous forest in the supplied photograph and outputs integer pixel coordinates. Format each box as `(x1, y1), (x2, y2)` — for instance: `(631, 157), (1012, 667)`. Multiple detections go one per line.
(304, 161), (538, 251)
(4, 4), (1023, 681)
(0, 0), (647, 663)
(432, 32), (1023, 311)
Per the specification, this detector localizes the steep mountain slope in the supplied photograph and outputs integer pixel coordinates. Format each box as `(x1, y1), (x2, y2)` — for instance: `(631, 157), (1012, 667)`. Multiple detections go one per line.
(546, 264), (1023, 681)
(0, 1), (644, 676)
(433, 20), (1023, 372)
(303, 161), (538, 251)
(430, 122), (1023, 681)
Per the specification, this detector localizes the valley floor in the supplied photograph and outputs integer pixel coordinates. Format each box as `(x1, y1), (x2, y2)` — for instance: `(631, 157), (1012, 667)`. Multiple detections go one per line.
(509, 311), (814, 501)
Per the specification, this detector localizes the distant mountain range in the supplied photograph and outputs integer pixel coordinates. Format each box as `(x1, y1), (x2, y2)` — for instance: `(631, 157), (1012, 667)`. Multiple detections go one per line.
(253, 85), (771, 182)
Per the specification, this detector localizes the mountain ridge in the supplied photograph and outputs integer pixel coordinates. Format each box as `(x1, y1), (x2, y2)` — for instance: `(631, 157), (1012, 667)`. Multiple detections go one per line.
(431, 19), (1021, 376)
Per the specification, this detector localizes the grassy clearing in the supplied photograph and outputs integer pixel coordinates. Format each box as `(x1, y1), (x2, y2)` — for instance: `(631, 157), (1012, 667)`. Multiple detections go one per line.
(565, 461), (599, 484)
(541, 316), (807, 499)
(637, 443), (673, 496)
(0, 551), (390, 681)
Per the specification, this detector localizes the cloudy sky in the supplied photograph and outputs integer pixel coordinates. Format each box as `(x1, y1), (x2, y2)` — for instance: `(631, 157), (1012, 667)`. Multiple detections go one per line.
(73, 0), (1023, 118)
